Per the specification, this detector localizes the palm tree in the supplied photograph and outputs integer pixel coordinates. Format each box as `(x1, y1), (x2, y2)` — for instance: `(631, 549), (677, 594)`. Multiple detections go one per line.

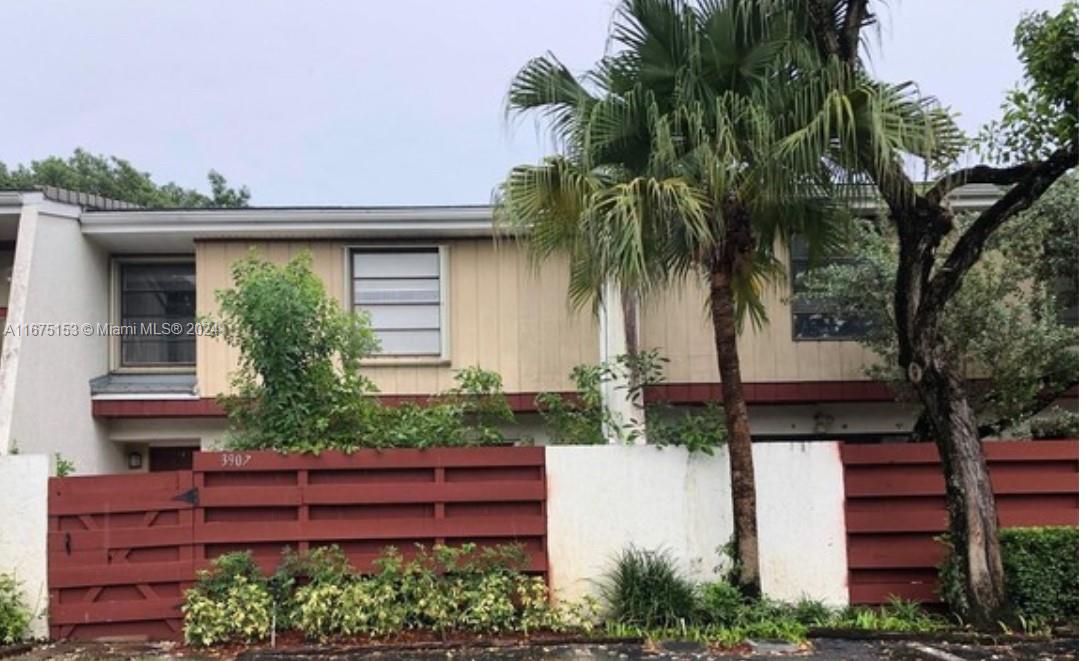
(496, 0), (871, 596)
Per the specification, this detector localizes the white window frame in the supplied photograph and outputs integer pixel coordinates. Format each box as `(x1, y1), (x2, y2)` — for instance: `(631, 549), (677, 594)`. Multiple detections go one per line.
(344, 244), (451, 365)
(110, 255), (198, 373)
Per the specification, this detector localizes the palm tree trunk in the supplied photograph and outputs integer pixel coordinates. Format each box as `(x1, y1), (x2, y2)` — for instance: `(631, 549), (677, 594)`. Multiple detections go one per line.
(707, 224), (761, 598)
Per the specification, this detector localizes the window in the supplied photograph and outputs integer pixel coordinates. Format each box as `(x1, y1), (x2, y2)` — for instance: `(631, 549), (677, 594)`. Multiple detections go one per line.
(790, 237), (873, 341)
(350, 248), (444, 356)
(118, 261), (196, 367)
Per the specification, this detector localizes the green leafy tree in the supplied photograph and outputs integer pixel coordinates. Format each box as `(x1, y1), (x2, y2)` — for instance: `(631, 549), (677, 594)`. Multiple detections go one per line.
(213, 251), (382, 451)
(800, 174), (1078, 438)
(498, 0), (929, 596)
(805, 0), (1079, 626)
(0, 148), (250, 207)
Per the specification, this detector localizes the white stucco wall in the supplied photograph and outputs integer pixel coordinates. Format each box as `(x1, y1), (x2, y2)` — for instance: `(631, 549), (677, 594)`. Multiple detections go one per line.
(5, 207), (121, 473)
(546, 442), (848, 607)
(0, 454), (49, 639)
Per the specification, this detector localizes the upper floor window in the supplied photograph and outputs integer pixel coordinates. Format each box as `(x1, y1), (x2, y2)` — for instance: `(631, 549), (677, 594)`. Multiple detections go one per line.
(351, 248), (444, 356)
(118, 261), (196, 367)
(790, 237), (873, 341)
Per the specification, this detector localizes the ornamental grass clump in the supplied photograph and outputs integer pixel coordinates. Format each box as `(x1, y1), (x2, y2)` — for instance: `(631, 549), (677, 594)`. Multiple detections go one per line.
(599, 547), (698, 629)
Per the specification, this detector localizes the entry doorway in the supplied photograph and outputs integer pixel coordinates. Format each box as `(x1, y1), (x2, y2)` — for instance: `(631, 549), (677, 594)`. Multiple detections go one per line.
(149, 446), (197, 472)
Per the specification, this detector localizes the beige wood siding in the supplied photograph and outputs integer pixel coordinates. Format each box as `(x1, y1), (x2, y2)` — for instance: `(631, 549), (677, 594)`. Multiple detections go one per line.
(196, 240), (598, 397)
(639, 260), (877, 384)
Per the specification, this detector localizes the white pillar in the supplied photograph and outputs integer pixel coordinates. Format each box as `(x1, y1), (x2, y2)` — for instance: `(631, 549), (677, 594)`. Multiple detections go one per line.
(597, 282), (645, 444)
(0, 197), (39, 453)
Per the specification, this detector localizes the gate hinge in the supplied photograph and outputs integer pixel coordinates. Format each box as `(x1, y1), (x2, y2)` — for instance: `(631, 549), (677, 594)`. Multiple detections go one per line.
(174, 487), (199, 506)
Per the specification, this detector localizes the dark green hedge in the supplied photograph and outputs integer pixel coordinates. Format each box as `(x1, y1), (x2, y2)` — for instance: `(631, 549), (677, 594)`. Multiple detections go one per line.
(939, 526), (1078, 625)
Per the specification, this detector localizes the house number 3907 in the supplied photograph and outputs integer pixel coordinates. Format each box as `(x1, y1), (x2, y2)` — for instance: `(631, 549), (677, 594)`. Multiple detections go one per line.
(221, 453), (253, 467)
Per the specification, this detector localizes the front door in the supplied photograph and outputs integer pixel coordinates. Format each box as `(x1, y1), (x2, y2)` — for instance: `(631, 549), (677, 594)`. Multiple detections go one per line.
(148, 446), (196, 472)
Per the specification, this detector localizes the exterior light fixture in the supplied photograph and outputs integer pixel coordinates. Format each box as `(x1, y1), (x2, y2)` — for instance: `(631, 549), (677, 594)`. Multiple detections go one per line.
(128, 451), (143, 470)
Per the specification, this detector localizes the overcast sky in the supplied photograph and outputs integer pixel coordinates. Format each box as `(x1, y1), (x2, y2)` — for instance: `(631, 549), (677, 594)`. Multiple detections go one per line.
(0, 1), (1064, 206)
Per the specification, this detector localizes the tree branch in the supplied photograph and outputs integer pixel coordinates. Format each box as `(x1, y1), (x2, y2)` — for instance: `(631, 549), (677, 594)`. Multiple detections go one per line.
(976, 378), (1079, 438)
(923, 145), (1078, 315)
(924, 161), (1049, 205)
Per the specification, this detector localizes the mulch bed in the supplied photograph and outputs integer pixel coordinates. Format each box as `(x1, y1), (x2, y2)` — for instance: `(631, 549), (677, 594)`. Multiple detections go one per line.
(0, 644), (33, 660)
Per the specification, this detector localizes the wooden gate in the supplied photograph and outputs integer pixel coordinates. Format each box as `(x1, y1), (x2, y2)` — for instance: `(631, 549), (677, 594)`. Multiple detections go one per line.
(48, 471), (196, 640)
(47, 447), (548, 640)
(842, 440), (1078, 605)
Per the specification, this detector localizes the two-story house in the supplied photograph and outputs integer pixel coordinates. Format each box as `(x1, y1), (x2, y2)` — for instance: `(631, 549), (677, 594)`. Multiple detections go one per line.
(0, 184), (1044, 475)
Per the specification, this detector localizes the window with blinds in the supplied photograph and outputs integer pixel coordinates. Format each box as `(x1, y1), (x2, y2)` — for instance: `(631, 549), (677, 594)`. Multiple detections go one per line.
(350, 248), (443, 356)
(119, 262), (197, 367)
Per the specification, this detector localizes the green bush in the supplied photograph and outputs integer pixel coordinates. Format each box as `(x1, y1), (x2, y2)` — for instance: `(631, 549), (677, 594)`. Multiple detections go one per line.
(939, 526), (1078, 626)
(294, 544), (593, 641)
(0, 574), (31, 645)
(186, 543), (594, 646)
(1002, 527), (1077, 624)
(599, 548), (697, 628)
(182, 552), (274, 646)
(647, 404), (728, 455)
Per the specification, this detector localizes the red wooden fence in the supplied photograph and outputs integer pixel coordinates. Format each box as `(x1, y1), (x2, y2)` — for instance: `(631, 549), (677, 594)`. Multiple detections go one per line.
(48, 447), (547, 640)
(842, 440), (1078, 605)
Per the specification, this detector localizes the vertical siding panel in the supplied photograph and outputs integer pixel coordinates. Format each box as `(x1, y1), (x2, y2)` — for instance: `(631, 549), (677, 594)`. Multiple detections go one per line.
(496, 241), (522, 392)
(517, 253), (542, 392)
(476, 242), (501, 375)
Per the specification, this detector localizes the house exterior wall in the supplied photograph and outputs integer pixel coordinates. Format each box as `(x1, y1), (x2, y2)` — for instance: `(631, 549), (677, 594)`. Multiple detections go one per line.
(195, 238), (878, 398)
(7, 209), (122, 473)
(639, 269), (878, 384)
(195, 239), (599, 398)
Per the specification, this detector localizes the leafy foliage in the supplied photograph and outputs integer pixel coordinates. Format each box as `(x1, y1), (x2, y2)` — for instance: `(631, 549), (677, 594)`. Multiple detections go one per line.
(536, 350), (726, 451)
(213, 252), (513, 451)
(184, 544), (594, 646)
(603, 563), (943, 647)
(0, 149), (249, 208)
(215, 251), (382, 452)
(797, 175), (1078, 437)
(647, 404), (728, 455)
(940, 527), (1078, 627)
(0, 574), (31, 645)
(599, 547), (698, 629)
(182, 553), (274, 647)
(53, 453), (75, 477)
(980, 1), (1079, 162)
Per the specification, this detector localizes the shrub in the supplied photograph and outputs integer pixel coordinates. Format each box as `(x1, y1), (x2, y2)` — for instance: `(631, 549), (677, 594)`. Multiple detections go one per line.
(599, 548), (697, 628)
(182, 552), (273, 646)
(214, 251), (382, 452)
(1029, 408), (1078, 439)
(939, 526), (1078, 626)
(0, 574), (31, 645)
(1002, 527), (1077, 624)
(647, 404), (728, 455)
(290, 543), (593, 642)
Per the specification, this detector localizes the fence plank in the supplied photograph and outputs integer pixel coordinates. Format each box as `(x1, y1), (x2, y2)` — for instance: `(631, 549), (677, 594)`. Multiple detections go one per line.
(49, 447), (548, 640)
(842, 440), (1078, 605)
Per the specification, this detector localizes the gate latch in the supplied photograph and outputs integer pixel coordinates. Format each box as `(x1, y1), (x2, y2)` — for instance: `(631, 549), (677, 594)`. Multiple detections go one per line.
(173, 487), (199, 506)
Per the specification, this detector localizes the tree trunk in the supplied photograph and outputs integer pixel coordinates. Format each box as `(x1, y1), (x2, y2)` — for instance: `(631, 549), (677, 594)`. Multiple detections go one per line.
(707, 227), (761, 598)
(910, 353), (1010, 628)
(892, 205), (1011, 628)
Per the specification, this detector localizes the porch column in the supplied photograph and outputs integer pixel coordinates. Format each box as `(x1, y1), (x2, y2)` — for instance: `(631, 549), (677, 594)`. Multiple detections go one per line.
(597, 282), (645, 444)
